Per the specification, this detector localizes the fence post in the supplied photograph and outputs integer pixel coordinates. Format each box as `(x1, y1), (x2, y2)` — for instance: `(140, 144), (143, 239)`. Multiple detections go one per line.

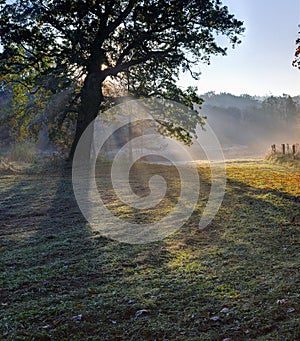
(282, 144), (285, 155)
(271, 144), (276, 153)
(292, 144), (296, 155)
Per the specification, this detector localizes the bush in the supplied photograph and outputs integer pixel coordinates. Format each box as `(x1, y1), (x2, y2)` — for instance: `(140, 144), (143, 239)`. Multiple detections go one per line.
(8, 142), (37, 163)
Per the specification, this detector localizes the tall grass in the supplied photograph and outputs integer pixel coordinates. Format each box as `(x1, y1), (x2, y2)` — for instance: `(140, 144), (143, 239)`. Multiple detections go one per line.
(265, 150), (300, 168)
(8, 142), (37, 163)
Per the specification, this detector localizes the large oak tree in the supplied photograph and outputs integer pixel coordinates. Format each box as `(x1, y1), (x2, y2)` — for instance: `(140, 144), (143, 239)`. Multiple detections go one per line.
(0, 0), (244, 159)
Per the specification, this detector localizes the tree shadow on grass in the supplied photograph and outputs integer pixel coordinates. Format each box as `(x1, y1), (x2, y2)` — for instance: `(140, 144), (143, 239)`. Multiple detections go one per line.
(0, 163), (167, 338)
(0, 165), (299, 340)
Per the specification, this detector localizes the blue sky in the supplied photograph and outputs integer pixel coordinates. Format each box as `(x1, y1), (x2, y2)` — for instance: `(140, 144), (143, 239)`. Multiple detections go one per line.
(178, 0), (300, 97)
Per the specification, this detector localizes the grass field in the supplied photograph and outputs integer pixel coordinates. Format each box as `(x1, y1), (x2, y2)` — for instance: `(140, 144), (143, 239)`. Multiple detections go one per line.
(0, 160), (299, 340)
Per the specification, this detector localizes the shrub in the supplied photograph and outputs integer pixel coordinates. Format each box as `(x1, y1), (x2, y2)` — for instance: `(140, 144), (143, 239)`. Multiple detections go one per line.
(8, 142), (37, 163)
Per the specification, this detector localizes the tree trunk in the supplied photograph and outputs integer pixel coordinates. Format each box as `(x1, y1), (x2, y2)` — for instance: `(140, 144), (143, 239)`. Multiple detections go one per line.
(69, 72), (104, 161)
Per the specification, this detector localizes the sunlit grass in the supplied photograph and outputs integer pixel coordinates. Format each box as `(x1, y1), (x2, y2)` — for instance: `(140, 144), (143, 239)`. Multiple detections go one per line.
(226, 161), (300, 196)
(0, 160), (299, 340)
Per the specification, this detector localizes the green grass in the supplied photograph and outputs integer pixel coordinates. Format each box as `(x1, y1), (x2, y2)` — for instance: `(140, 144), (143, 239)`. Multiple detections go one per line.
(0, 160), (299, 340)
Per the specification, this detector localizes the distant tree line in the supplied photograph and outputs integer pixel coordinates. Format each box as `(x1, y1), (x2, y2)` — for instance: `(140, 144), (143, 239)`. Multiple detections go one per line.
(199, 92), (300, 149)
(202, 92), (299, 126)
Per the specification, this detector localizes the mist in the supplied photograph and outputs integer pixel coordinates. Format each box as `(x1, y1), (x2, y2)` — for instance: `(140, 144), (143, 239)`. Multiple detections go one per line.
(1, 90), (299, 162)
(196, 92), (300, 159)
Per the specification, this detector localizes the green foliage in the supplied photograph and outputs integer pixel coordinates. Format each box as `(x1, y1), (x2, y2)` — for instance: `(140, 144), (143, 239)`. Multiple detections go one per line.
(0, 47), (69, 143)
(1, 46), (87, 148)
(0, 0), (244, 152)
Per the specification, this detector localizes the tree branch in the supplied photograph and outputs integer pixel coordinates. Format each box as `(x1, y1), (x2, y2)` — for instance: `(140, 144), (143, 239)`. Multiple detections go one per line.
(104, 49), (174, 78)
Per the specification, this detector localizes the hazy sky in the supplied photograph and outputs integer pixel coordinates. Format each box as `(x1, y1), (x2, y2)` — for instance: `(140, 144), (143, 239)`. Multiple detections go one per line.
(178, 0), (300, 97)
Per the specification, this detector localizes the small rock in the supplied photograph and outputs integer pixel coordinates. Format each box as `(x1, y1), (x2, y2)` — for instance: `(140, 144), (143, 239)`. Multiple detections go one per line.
(276, 298), (288, 304)
(135, 309), (150, 317)
(210, 316), (220, 322)
(220, 307), (229, 313)
(42, 325), (51, 329)
(71, 314), (82, 321)
(287, 308), (295, 313)
(222, 338), (232, 341)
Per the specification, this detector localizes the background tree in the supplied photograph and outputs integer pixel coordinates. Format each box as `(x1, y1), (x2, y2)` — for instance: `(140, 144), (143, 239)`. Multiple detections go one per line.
(0, 0), (244, 159)
(293, 27), (300, 69)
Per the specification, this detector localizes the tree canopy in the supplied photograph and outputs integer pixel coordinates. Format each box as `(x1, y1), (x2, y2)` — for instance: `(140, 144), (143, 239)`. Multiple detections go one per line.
(0, 0), (244, 158)
(293, 28), (300, 69)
